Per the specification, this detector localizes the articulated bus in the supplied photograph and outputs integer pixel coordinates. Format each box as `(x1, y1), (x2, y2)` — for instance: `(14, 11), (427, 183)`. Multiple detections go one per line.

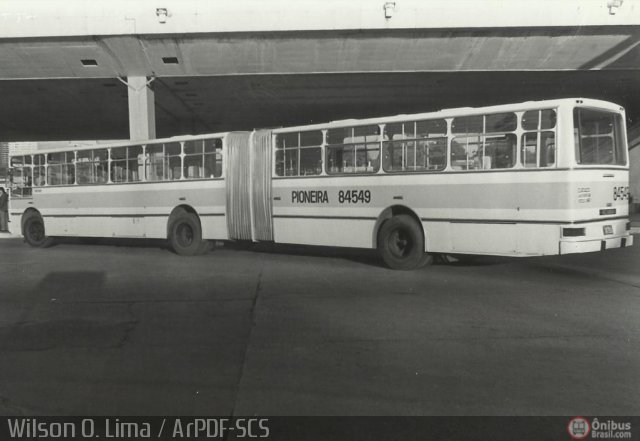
(8, 98), (634, 269)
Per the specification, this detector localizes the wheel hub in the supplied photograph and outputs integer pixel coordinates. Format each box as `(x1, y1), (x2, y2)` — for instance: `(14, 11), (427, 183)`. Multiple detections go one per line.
(176, 223), (194, 247)
(389, 228), (411, 258)
(29, 222), (44, 242)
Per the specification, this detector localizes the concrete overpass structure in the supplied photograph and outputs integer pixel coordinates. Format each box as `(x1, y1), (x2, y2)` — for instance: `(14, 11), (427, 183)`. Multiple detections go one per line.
(0, 0), (639, 205)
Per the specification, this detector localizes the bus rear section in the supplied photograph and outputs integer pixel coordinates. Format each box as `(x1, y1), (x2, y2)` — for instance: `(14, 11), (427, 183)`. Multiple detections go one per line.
(559, 105), (633, 254)
(558, 175), (633, 254)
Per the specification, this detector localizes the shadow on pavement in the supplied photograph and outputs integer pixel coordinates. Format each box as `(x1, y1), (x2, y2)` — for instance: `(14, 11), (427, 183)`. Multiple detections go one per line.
(45, 236), (515, 268)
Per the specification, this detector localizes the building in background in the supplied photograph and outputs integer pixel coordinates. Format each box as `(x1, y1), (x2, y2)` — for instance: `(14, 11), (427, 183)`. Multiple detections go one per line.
(0, 143), (8, 185)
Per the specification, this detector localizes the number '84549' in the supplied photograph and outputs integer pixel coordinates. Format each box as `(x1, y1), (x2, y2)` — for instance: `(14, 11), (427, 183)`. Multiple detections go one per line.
(613, 186), (629, 201)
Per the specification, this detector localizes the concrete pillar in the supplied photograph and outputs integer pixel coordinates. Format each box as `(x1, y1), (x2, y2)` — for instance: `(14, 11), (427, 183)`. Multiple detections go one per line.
(127, 76), (156, 141)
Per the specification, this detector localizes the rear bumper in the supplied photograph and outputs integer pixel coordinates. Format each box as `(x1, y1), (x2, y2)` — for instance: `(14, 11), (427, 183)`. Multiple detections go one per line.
(560, 233), (634, 255)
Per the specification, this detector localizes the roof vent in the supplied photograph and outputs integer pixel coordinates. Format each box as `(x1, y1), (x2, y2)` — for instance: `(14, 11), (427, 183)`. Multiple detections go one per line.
(162, 57), (179, 64)
(81, 59), (98, 66)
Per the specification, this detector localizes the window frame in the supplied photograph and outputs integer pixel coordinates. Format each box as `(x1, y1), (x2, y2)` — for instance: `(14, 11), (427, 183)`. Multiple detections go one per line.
(449, 112), (518, 172)
(76, 148), (109, 185)
(382, 119), (448, 173)
(274, 130), (324, 177)
(46, 151), (75, 186)
(573, 107), (627, 167)
(519, 109), (557, 169)
(183, 138), (224, 180)
(325, 125), (382, 175)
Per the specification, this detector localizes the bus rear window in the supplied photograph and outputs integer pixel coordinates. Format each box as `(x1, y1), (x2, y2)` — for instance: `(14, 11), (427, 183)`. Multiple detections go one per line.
(574, 108), (626, 166)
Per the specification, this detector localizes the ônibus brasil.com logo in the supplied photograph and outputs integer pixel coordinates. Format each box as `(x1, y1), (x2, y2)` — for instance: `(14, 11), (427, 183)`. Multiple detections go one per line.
(567, 416), (633, 439)
(568, 417), (591, 440)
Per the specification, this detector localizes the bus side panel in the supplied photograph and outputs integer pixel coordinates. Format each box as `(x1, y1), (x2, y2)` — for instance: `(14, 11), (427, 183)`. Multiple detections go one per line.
(24, 181), (228, 239)
(200, 215), (228, 240)
(516, 224), (562, 256)
(8, 212), (21, 235)
(424, 221), (561, 256)
(421, 222), (450, 253)
(273, 217), (376, 248)
(450, 223), (518, 255)
(45, 215), (147, 237)
(7, 198), (32, 235)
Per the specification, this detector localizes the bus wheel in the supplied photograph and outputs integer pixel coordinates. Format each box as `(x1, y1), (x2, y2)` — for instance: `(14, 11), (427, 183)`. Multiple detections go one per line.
(169, 212), (204, 256)
(23, 212), (53, 248)
(378, 215), (431, 270)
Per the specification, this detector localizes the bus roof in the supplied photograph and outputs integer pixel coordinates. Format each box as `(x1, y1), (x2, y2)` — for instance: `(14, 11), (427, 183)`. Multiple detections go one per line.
(10, 131), (234, 156)
(9, 97), (624, 156)
(273, 97), (624, 133)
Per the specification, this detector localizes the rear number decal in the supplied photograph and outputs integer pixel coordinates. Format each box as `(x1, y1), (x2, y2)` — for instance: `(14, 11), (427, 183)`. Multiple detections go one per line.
(613, 186), (629, 201)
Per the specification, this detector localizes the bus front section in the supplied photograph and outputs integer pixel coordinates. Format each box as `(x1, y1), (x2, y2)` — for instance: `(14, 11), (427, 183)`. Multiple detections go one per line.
(560, 103), (634, 254)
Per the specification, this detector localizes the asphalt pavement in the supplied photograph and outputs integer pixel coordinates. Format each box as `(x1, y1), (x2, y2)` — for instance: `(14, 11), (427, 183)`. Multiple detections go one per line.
(0, 232), (639, 416)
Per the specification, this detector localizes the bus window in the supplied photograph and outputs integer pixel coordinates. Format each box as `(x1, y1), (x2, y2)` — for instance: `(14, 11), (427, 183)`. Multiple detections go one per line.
(417, 119), (447, 136)
(184, 138), (222, 179)
(147, 143), (181, 181)
(451, 136), (481, 170)
(326, 125), (380, 174)
(521, 132), (555, 168)
(486, 134), (516, 168)
(165, 143), (181, 180)
(521, 110), (556, 168)
(450, 113), (517, 171)
(77, 149), (108, 184)
(9, 156), (32, 197)
(275, 130), (322, 177)
(184, 140), (204, 179)
(485, 113), (517, 132)
(275, 148), (298, 176)
(452, 115), (483, 134)
(47, 152), (74, 186)
(451, 134), (516, 170)
(204, 138), (223, 178)
(383, 119), (446, 172)
(452, 112), (517, 134)
(522, 109), (556, 130)
(129, 146), (144, 181)
(111, 147), (127, 182)
(110, 146), (143, 183)
(33, 154), (46, 186)
(574, 108), (626, 165)
(146, 144), (163, 181)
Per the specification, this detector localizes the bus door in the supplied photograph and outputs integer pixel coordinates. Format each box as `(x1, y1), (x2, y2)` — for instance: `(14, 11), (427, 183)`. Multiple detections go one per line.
(225, 131), (274, 241)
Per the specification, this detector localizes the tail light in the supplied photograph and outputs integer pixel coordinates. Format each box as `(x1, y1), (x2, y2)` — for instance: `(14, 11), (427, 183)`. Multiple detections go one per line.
(563, 227), (586, 237)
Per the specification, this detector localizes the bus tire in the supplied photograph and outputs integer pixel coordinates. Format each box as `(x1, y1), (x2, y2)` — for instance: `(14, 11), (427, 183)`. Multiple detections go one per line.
(23, 212), (54, 248)
(169, 212), (204, 256)
(378, 215), (431, 270)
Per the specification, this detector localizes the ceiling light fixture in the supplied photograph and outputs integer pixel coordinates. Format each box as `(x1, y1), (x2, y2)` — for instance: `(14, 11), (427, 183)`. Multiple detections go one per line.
(156, 8), (169, 24)
(608, 0), (624, 15)
(383, 2), (395, 19)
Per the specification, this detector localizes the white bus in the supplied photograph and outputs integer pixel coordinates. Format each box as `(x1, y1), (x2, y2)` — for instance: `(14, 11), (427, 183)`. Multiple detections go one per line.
(8, 98), (634, 269)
